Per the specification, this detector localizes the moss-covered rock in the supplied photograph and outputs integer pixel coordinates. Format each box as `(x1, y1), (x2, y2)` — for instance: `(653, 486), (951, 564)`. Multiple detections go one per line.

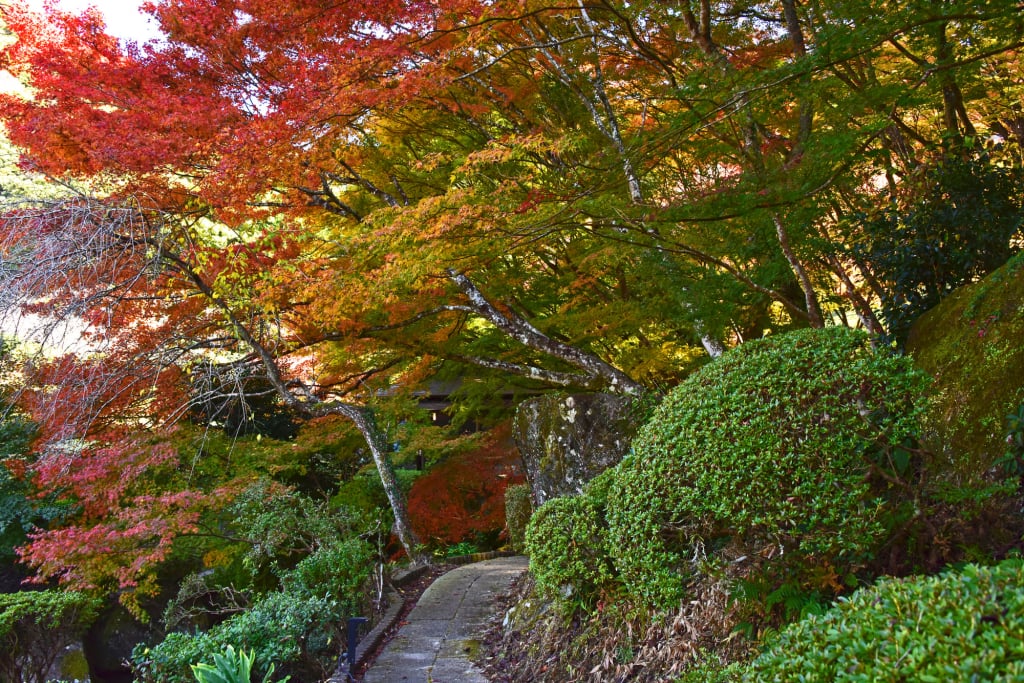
(513, 393), (641, 506)
(906, 252), (1024, 487)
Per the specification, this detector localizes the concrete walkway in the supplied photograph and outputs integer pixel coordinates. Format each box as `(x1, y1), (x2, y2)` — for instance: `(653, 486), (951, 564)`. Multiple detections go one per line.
(362, 556), (528, 683)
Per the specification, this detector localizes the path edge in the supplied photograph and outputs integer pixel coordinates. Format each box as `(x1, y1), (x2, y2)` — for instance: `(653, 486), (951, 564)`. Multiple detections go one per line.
(328, 550), (521, 681)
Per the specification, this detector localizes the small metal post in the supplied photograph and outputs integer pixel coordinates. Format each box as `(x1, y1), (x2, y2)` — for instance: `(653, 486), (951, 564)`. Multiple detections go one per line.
(346, 616), (368, 677)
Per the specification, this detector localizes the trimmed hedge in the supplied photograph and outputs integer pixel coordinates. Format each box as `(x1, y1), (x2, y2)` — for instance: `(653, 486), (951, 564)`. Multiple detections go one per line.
(607, 327), (929, 607)
(746, 560), (1024, 681)
(524, 495), (615, 604)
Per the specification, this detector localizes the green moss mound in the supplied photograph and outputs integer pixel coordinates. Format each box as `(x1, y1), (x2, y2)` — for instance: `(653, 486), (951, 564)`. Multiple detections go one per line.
(607, 327), (929, 608)
(907, 251), (1024, 487)
(745, 559), (1024, 681)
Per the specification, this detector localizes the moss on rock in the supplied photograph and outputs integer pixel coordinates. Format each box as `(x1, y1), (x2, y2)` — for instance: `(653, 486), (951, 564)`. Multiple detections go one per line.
(906, 252), (1024, 487)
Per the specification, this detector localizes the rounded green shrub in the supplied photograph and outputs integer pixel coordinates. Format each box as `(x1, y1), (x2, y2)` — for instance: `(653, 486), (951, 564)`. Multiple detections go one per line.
(525, 495), (615, 603)
(607, 327), (929, 608)
(281, 537), (374, 617)
(504, 483), (533, 553)
(134, 591), (343, 683)
(581, 466), (618, 511)
(746, 560), (1024, 681)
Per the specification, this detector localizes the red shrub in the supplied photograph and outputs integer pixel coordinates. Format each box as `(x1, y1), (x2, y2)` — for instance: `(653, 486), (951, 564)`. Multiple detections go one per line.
(407, 423), (524, 548)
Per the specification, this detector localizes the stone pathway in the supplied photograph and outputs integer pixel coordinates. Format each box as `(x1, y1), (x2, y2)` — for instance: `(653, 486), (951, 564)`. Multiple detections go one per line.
(362, 556), (528, 683)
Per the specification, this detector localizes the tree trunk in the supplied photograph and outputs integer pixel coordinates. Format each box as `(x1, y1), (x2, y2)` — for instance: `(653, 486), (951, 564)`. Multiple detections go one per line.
(176, 250), (427, 563)
(334, 404), (426, 564)
(773, 214), (825, 328)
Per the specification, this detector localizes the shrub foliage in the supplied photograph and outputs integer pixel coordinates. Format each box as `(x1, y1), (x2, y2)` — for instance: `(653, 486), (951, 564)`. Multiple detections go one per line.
(135, 590), (346, 683)
(407, 424), (523, 550)
(525, 495), (615, 604)
(504, 483), (532, 553)
(745, 560), (1024, 681)
(607, 327), (929, 607)
(0, 590), (101, 683)
(134, 537), (373, 683)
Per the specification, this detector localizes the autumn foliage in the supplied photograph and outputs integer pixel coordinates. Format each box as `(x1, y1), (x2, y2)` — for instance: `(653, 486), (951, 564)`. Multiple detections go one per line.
(0, 0), (1022, 601)
(407, 423), (524, 549)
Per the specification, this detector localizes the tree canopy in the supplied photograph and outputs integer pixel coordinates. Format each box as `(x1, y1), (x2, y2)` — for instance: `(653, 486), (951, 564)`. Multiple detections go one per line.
(0, 0), (1021, 594)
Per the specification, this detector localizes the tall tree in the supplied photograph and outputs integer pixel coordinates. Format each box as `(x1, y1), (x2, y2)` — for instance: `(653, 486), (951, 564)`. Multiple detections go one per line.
(1, 0), (1021, 591)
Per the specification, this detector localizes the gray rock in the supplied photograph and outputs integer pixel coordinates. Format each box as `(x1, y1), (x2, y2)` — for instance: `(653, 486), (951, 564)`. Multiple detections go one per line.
(513, 393), (639, 506)
(84, 600), (155, 683)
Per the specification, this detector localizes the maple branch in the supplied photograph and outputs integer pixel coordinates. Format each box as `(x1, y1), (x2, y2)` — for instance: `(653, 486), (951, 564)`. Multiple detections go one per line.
(450, 34), (595, 82)
(522, 15), (642, 202)
(593, 0), (680, 87)
(575, 0), (643, 203)
(578, 217), (811, 323)
(446, 269), (643, 395)
(161, 248), (425, 562)
(773, 213), (824, 328)
(297, 173), (363, 220)
(329, 162), (400, 208)
(450, 355), (602, 390)
(313, 361), (403, 398)
(360, 305), (474, 334)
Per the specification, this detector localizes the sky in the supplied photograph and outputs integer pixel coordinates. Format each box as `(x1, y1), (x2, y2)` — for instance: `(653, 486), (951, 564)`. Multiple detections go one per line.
(0, 2), (161, 348)
(2, 0), (158, 93)
(22, 0), (163, 43)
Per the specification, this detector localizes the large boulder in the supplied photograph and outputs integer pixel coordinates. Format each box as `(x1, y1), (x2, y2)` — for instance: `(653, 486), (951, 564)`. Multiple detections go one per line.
(513, 393), (639, 506)
(906, 251), (1024, 484)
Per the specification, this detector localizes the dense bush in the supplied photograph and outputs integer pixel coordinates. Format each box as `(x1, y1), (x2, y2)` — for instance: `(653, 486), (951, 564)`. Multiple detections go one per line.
(504, 484), (532, 553)
(230, 482), (367, 573)
(607, 327), (929, 608)
(524, 495), (615, 604)
(133, 590), (344, 683)
(331, 467), (419, 525)
(0, 400), (69, 563)
(0, 590), (101, 683)
(280, 537), (374, 617)
(850, 152), (1023, 343)
(407, 424), (523, 549)
(581, 466), (617, 511)
(744, 560), (1024, 681)
(135, 536), (374, 683)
